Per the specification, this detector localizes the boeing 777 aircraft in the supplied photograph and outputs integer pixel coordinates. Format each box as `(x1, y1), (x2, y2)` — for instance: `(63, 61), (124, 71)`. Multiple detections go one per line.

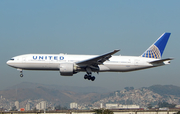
(7, 32), (173, 81)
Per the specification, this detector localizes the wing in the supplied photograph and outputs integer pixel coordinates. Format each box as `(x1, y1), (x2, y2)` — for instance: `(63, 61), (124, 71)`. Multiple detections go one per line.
(149, 58), (174, 64)
(76, 49), (120, 66)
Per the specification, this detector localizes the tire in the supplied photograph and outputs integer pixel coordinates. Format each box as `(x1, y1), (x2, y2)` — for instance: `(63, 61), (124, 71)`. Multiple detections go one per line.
(20, 74), (23, 77)
(91, 76), (95, 81)
(84, 74), (88, 79)
(88, 75), (91, 80)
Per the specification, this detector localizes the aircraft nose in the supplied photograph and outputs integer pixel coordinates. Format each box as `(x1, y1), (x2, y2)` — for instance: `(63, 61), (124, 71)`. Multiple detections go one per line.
(6, 60), (11, 65)
(6, 60), (14, 67)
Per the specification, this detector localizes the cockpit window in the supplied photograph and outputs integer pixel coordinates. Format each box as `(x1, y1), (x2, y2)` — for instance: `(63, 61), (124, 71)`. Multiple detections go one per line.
(10, 58), (14, 61)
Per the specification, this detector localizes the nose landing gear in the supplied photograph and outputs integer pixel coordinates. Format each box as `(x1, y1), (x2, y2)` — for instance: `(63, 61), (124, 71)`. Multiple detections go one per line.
(20, 73), (23, 77)
(17, 69), (23, 77)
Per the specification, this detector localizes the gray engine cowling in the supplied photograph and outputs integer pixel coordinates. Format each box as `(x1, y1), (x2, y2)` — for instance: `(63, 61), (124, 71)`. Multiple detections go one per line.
(59, 63), (74, 76)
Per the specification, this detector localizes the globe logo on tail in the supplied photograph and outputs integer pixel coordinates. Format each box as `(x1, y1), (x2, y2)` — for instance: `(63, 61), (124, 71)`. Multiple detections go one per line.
(141, 45), (161, 59)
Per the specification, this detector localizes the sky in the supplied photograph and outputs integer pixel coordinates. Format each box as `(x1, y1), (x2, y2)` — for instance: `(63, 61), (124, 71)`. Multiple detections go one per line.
(0, 0), (180, 91)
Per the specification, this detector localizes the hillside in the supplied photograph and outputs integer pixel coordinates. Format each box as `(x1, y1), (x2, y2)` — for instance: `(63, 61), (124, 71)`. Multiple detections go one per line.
(5, 82), (110, 93)
(1, 82), (180, 109)
(148, 85), (180, 97)
(0, 82), (109, 106)
(93, 85), (180, 107)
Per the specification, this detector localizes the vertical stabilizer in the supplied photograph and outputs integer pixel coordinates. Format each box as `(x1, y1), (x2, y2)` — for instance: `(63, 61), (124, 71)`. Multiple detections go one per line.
(141, 32), (171, 59)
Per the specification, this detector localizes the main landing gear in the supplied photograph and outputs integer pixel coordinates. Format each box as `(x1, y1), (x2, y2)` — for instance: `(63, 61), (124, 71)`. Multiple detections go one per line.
(84, 67), (96, 81)
(84, 74), (95, 81)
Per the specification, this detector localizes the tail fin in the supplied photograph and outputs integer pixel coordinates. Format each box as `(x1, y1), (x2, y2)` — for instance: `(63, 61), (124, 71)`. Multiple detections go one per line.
(141, 32), (171, 59)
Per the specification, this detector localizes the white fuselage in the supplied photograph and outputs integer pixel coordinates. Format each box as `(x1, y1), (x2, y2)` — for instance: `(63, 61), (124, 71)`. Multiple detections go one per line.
(6, 33), (172, 81)
(6, 54), (169, 73)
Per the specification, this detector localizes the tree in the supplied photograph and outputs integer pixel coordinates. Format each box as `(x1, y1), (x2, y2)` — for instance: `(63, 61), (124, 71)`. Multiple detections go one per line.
(158, 102), (176, 108)
(103, 109), (113, 114)
(147, 103), (152, 109)
(55, 105), (62, 110)
(32, 107), (37, 111)
(10, 106), (17, 111)
(124, 87), (134, 91)
(94, 109), (102, 114)
(55, 105), (68, 110)
(94, 109), (113, 114)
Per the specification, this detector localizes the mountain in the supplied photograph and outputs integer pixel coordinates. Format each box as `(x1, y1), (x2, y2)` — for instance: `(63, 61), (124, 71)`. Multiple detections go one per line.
(1, 86), (106, 106)
(95, 85), (180, 107)
(0, 82), (110, 107)
(1, 83), (180, 109)
(5, 82), (110, 93)
(148, 85), (180, 97)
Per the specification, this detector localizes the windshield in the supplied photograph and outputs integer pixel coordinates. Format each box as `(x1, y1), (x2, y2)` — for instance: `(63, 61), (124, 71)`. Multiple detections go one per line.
(10, 58), (14, 61)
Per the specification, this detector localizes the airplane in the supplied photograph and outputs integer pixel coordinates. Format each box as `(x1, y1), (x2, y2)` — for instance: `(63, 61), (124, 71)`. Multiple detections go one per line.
(6, 32), (173, 81)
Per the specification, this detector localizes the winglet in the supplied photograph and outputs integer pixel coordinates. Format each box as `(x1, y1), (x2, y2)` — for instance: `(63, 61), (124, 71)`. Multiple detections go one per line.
(113, 49), (120, 53)
(141, 32), (171, 59)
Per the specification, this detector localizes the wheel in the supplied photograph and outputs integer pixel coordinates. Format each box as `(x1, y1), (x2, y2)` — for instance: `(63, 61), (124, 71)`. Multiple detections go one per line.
(20, 74), (23, 77)
(88, 75), (91, 80)
(84, 74), (88, 79)
(91, 76), (95, 81)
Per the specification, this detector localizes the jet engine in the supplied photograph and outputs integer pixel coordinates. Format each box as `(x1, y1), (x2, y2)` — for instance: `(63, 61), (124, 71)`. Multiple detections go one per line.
(59, 63), (75, 76)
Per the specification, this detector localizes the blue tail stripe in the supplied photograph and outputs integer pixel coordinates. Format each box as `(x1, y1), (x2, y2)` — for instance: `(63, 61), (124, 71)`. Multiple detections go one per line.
(141, 32), (171, 59)
(154, 33), (171, 57)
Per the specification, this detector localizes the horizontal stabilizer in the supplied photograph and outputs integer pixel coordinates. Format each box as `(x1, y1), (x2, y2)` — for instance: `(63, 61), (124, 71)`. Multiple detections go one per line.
(149, 58), (174, 64)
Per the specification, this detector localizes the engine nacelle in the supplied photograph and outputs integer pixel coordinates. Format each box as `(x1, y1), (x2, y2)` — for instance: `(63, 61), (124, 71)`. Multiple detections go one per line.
(59, 63), (74, 76)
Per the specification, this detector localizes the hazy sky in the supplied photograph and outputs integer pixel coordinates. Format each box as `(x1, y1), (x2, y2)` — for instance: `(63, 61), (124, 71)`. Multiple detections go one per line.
(0, 0), (179, 91)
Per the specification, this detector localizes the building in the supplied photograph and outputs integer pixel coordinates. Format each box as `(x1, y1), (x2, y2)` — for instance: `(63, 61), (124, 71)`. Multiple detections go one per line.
(15, 101), (19, 110)
(25, 102), (31, 111)
(106, 104), (118, 109)
(36, 101), (47, 110)
(100, 103), (103, 108)
(70, 102), (78, 109)
(106, 104), (140, 109)
(119, 104), (140, 109)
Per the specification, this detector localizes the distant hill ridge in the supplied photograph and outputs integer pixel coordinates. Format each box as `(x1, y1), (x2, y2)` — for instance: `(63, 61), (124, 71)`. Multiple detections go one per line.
(0, 83), (107, 106)
(5, 82), (110, 93)
(1, 82), (180, 106)
(92, 84), (180, 107)
(148, 85), (180, 97)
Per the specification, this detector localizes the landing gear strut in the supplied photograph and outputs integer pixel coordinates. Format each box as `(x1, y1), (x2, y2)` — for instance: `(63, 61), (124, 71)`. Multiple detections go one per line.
(84, 67), (96, 81)
(17, 69), (23, 77)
